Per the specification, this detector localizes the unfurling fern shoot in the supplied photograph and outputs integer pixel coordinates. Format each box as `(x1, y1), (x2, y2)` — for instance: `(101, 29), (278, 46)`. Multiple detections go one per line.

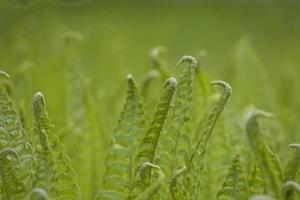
(134, 77), (177, 195)
(98, 74), (145, 200)
(33, 92), (81, 199)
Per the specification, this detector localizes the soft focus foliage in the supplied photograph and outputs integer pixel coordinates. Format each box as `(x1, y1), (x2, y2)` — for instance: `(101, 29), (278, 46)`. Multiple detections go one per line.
(0, 1), (300, 200)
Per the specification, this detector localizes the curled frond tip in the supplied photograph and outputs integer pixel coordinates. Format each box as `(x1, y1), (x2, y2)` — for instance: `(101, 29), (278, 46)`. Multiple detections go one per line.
(0, 71), (10, 78)
(288, 144), (300, 150)
(33, 92), (46, 116)
(151, 46), (167, 59)
(211, 80), (232, 96)
(176, 55), (198, 70)
(164, 77), (177, 89)
(127, 74), (138, 88)
(0, 147), (20, 161)
(245, 109), (274, 124)
(26, 187), (48, 200)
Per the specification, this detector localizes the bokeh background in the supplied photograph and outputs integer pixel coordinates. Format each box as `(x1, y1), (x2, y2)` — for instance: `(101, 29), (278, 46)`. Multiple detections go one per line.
(0, 1), (300, 198)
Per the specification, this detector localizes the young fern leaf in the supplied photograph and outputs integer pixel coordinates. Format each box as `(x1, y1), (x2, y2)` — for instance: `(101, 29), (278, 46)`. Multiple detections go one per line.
(98, 74), (145, 200)
(190, 80), (232, 164)
(134, 77), (177, 191)
(217, 154), (249, 200)
(283, 144), (300, 200)
(246, 110), (283, 199)
(187, 81), (232, 197)
(33, 92), (81, 199)
(157, 55), (197, 199)
(169, 55), (197, 170)
(135, 162), (165, 200)
(0, 71), (34, 200)
(170, 166), (187, 200)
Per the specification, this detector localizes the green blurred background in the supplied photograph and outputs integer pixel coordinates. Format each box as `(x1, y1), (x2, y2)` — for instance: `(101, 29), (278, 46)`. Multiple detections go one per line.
(1, 1), (300, 120)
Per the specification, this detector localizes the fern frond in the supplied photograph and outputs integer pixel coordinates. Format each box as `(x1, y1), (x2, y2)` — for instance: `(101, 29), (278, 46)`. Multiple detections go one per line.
(186, 80), (232, 198)
(0, 73), (34, 199)
(133, 77), (177, 194)
(170, 55), (197, 170)
(158, 56), (197, 179)
(217, 154), (249, 200)
(191, 80), (232, 164)
(136, 77), (176, 163)
(98, 74), (145, 199)
(33, 92), (81, 199)
(246, 110), (283, 199)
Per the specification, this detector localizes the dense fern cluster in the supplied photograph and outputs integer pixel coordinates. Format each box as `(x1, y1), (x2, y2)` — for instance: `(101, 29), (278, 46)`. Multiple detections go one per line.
(0, 45), (299, 200)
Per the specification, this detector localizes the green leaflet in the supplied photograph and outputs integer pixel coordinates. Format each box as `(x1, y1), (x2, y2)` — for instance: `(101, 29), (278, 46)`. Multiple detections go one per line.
(134, 77), (177, 192)
(33, 92), (81, 199)
(187, 80), (232, 198)
(248, 162), (264, 196)
(0, 71), (34, 200)
(283, 144), (300, 200)
(98, 74), (145, 200)
(217, 154), (249, 200)
(245, 110), (283, 199)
